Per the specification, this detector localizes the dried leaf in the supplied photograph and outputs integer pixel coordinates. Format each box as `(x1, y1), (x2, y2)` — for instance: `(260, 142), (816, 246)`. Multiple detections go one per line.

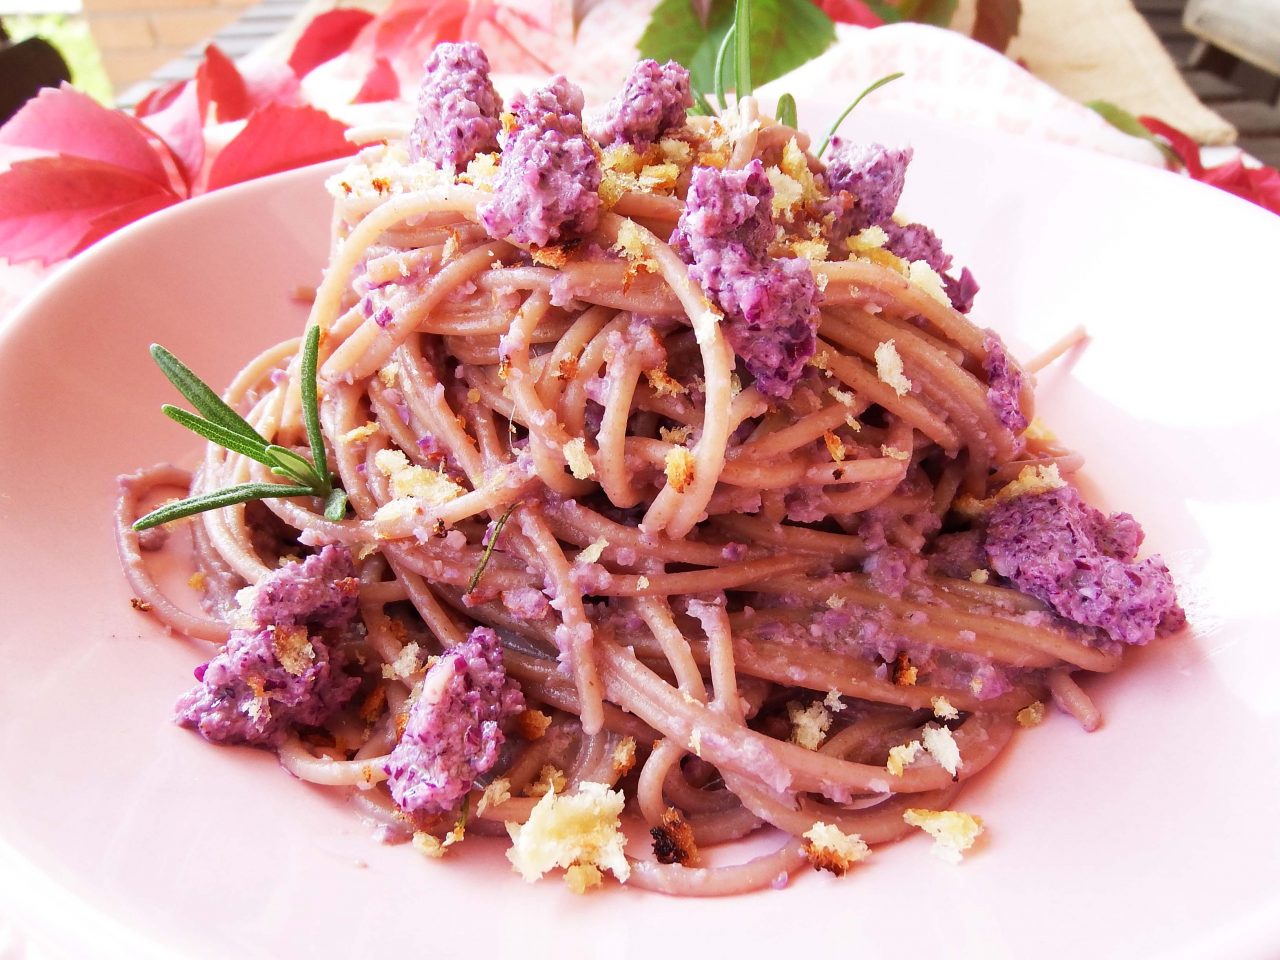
(205, 104), (355, 191)
(0, 156), (177, 265)
(971, 0), (1020, 53)
(353, 56), (401, 104)
(0, 85), (171, 188)
(287, 7), (376, 78)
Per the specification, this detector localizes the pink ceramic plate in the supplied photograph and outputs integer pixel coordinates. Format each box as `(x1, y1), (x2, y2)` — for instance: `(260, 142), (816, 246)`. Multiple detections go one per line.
(1, 110), (1278, 960)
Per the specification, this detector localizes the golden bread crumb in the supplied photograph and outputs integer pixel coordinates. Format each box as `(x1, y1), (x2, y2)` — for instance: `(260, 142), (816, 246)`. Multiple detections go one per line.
(788, 701), (832, 750)
(921, 725), (962, 778)
(528, 765), (567, 798)
(886, 740), (923, 777)
(271, 625), (314, 677)
(477, 777), (512, 815)
(651, 807), (698, 865)
(903, 809), (984, 863)
(563, 437), (595, 480)
(564, 863), (603, 894)
(1017, 701), (1045, 727)
(341, 421), (380, 445)
(612, 737), (637, 777)
(577, 537), (609, 565)
(907, 259), (949, 305)
(516, 708), (552, 741)
(506, 782), (630, 885)
(803, 822), (870, 876)
(874, 339), (913, 397)
(930, 696), (959, 721)
(824, 431), (847, 463)
(664, 446), (696, 493)
(969, 568), (990, 584)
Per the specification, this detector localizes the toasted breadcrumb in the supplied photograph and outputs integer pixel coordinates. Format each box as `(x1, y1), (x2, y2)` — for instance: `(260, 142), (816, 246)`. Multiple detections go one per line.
(931, 696), (959, 721)
(907, 260), (949, 305)
(613, 219), (650, 260)
(969, 568), (990, 584)
(688, 728), (702, 757)
(658, 424), (692, 445)
(828, 386), (856, 407)
(646, 364), (687, 397)
(529, 765), (567, 798)
(187, 572), (206, 591)
(823, 431), (847, 463)
(563, 437), (595, 480)
(460, 152), (499, 191)
(808, 349), (831, 371)
(824, 690), (847, 713)
(342, 421), (380, 444)
(506, 782), (630, 886)
(1017, 701), (1046, 727)
(442, 227), (462, 263)
(886, 740), (922, 777)
(374, 449), (466, 503)
(412, 831), (447, 859)
(516, 708), (552, 741)
(378, 362), (400, 387)
(766, 165), (805, 219)
(903, 809), (984, 863)
(531, 245), (568, 268)
(825, 594), (846, 609)
(650, 807), (698, 865)
(636, 575), (651, 590)
(577, 537), (609, 565)
(612, 737), (637, 777)
(881, 445), (910, 461)
(996, 463), (1065, 501)
(659, 137), (692, 165)
(1023, 417), (1056, 442)
(921, 725), (962, 779)
(781, 138), (822, 204)
(664, 446), (696, 493)
(477, 777), (512, 815)
(874, 340), (912, 397)
(892, 652), (918, 686)
(381, 641), (422, 680)
(564, 863), (604, 894)
(849, 225), (888, 251)
(788, 701), (832, 750)
(271, 625), (314, 677)
(803, 822), (870, 876)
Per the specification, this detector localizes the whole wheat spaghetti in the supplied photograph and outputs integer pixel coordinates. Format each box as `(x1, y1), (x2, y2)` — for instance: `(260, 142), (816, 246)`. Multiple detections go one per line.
(115, 46), (1184, 895)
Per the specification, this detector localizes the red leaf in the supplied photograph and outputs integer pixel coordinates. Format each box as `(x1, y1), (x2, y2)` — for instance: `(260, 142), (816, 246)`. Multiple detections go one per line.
(205, 104), (355, 191)
(0, 85), (171, 188)
(140, 82), (205, 193)
(242, 60), (302, 112)
(72, 193), (180, 256)
(288, 7), (375, 78)
(818, 0), (886, 26)
(0, 155), (178, 265)
(1139, 116), (1203, 177)
(353, 57), (400, 103)
(197, 45), (250, 123)
(134, 79), (186, 118)
(971, 0), (1021, 53)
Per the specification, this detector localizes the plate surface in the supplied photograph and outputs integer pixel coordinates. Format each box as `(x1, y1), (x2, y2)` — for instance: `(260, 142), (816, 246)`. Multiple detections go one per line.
(1, 110), (1278, 960)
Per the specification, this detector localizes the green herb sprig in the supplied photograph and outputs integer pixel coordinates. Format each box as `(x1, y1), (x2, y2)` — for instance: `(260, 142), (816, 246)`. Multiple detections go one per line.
(467, 501), (520, 593)
(133, 325), (348, 530)
(816, 71), (905, 157)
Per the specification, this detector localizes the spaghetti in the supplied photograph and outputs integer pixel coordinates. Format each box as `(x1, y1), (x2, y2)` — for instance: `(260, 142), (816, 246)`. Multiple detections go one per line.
(115, 45), (1184, 895)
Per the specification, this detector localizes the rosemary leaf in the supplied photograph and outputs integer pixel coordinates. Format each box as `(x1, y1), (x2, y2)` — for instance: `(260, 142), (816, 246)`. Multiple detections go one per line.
(734, 0), (752, 99)
(133, 482), (316, 531)
(817, 71), (905, 157)
(324, 488), (348, 522)
(776, 92), (797, 129)
(299, 324), (332, 495)
(467, 501), (519, 594)
(713, 23), (736, 110)
(265, 444), (322, 487)
(150, 344), (269, 445)
(162, 405), (272, 465)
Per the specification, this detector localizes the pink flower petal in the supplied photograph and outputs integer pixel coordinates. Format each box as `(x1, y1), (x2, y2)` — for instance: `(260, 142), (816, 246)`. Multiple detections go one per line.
(140, 81), (205, 193)
(288, 7), (375, 78)
(353, 56), (400, 104)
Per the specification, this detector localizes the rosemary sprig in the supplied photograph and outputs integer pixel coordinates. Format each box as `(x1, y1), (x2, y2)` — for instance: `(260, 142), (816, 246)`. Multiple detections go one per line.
(467, 501), (520, 594)
(713, 23), (736, 111)
(133, 324), (348, 530)
(775, 92), (797, 130)
(816, 71), (905, 157)
(734, 0), (753, 100)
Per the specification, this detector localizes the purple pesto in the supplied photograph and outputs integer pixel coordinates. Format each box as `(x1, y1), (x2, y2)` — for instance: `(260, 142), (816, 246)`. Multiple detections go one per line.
(175, 545), (361, 746)
(883, 221), (952, 274)
(984, 486), (1185, 645)
(672, 161), (821, 399)
(408, 42), (503, 171)
(823, 140), (912, 240)
(590, 59), (692, 148)
(478, 75), (601, 247)
(384, 626), (524, 818)
(943, 267), (979, 314)
(982, 331), (1028, 433)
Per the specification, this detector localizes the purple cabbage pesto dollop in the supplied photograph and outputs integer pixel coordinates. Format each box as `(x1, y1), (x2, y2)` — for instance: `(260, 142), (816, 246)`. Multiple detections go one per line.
(175, 545), (361, 746)
(589, 58), (692, 148)
(478, 76), (601, 247)
(408, 42), (503, 171)
(823, 140), (977, 314)
(984, 486), (1185, 645)
(982, 331), (1028, 433)
(384, 627), (524, 818)
(672, 160), (821, 398)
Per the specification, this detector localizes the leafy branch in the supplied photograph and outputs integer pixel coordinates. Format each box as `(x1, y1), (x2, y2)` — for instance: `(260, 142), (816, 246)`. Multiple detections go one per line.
(133, 324), (348, 530)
